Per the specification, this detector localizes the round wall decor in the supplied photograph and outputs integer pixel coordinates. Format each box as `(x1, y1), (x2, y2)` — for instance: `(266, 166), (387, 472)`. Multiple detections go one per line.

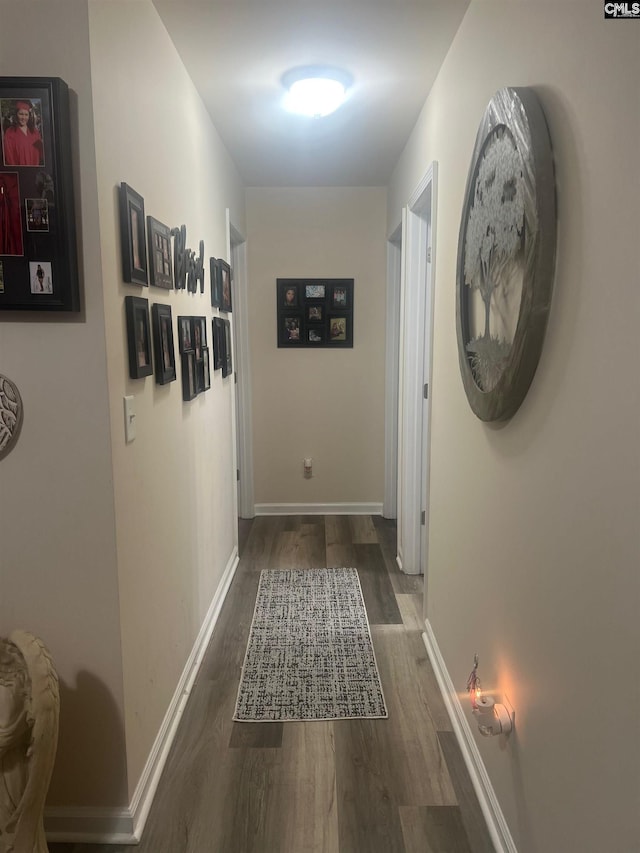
(456, 87), (557, 422)
(0, 374), (23, 458)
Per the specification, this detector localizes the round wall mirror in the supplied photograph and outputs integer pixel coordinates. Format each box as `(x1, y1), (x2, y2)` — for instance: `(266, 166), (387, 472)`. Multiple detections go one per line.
(0, 374), (23, 458)
(456, 87), (557, 422)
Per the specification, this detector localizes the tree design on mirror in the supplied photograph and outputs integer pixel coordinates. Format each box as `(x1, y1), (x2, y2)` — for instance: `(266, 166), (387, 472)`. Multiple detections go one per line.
(456, 87), (556, 421)
(0, 374), (23, 459)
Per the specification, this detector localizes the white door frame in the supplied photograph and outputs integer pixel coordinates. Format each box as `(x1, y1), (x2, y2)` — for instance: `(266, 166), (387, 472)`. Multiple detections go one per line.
(227, 212), (255, 519)
(396, 163), (437, 576)
(383, 223), (402, 519)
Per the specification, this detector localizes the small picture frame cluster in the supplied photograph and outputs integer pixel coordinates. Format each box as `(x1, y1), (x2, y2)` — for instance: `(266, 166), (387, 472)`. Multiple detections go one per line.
(277, 279), (354, 348)
(212, 316), (232, 378)
(210, 257), (232, 312)
(0, 76), (79, 311)
(119, 184), (174, 290)
(125, 296), (177, 385)
(178, 315), (211, 400)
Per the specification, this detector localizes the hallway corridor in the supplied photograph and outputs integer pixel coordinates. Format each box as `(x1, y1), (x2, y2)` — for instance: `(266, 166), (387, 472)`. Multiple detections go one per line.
(51, 516), (494, 853)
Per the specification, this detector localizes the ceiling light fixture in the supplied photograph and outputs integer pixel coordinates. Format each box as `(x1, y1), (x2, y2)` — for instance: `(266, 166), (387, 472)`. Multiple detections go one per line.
(282, 66), (352, 118)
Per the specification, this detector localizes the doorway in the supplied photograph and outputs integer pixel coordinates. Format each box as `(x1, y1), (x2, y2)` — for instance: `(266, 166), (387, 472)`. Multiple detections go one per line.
(228, 214), (254, 520)
(396, 163), (437, 582)
(384, 223), (402, 519)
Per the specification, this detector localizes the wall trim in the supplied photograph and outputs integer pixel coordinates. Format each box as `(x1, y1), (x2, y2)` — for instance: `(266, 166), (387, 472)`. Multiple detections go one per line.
(43, 807), (135, 845)
(384, 227), (402, 519)
(422, 620), (517, 853)
(254, 502), (383, 516)
(45, 546), (240, 844)
(229, 217), (255, 519)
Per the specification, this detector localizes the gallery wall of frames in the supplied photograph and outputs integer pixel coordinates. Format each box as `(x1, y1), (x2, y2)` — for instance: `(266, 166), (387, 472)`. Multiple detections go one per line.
(0, 75), (233, 404)
(119, 180), (233, 401)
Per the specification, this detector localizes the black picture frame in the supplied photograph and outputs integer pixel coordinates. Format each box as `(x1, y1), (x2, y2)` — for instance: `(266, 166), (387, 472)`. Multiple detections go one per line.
(281, 282), (298, 308)
(0, 76), (79, 311)
(120, 182), (148, 285)
(202, 346), (211, 390)
(212, 316), (224, 370)
(218, 259), (232, 313)
(195, 357), (205, 393)
(210, 257), (221, 308)
(147, 216), (173, 289)
(125, 295), (153, 379)
(331, 283), (350, 309)
(307, 303), (323, 323)
(277, 278), (354, 348)
(327, 315), (352, 343)
(181, 351), (197, 401)
(177, 315), (192, 354)
(222, 318), (232, 378)
(281, 314), (302, 345)
(151, 303), (176, 385)
(305, 283), (325, 299)
(191, 315), (206, 361)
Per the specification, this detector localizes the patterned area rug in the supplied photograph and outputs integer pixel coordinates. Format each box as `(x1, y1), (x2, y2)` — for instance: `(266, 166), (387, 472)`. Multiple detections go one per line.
(233, 567), (388, 722)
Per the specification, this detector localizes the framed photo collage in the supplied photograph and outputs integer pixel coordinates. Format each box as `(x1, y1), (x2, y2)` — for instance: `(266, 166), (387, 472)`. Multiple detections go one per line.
(277, 278), (354, 348)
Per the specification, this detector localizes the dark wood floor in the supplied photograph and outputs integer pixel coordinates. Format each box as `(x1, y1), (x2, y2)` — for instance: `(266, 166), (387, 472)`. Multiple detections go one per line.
(51, 516), (494, 853)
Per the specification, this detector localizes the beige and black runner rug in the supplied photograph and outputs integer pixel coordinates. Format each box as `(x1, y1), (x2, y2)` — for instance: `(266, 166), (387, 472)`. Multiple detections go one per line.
(233, 567), (388, 722)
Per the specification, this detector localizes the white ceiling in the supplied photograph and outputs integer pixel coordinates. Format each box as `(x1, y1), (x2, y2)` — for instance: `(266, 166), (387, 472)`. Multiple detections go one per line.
(152, 1), (470, 187)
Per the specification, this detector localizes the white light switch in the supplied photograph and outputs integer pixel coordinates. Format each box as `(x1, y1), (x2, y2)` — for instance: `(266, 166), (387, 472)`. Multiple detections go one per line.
(124, 395), (136, 443)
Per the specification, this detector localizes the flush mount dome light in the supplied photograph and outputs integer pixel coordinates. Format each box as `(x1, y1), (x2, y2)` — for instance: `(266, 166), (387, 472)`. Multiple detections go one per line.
(282, 66), (352, 118)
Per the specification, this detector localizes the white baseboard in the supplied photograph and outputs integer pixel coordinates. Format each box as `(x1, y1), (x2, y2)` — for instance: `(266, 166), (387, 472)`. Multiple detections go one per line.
(44, 807), (136, 845)
(422, 620), (517, 853)
(45, 545), (240, 845)
(254, 502), (383, 516)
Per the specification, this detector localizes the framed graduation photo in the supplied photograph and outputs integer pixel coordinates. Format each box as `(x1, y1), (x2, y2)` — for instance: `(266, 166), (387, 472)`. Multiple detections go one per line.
(0, 76), (79, 311)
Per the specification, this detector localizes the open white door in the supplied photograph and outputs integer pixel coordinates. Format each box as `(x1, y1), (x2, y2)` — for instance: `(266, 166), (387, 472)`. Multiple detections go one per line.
(396, 163), (437, 577)
(383, 223), (402, 519)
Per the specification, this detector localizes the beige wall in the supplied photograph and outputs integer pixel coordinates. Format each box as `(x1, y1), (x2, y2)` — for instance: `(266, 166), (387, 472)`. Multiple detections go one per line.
(246, 187), (387, 508)
(0, 1), (126, 806)
(88, 0), (245, 798)
(389, 3), (640, 851)
(0, 0), (245, 814)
